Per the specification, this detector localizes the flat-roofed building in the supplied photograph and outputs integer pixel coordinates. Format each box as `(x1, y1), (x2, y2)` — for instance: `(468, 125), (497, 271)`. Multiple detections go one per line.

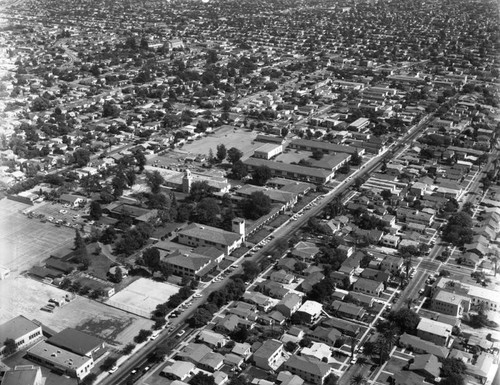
(296, 301), (323, 324)
(416, 318), (452, 347)
(253, 339), (284, 371)
(253, 143), (283, 160)
(0, 316), (43, 357)
(431, 289), (470, 317)
(46, 328), (105, 359)
(289, 139), (363, 156)
(1, 365), (46, 385)
(26, 341), (94, 380)
(177, 223), (244, 255)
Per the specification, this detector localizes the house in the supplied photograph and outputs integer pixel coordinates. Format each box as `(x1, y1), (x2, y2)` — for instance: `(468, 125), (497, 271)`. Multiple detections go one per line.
(307, 327), (341, 346)
(199, 352), (225, 372)
(276, 293), (303, 318)
(270, 270), (295, 285)
(26, 341), (94, 380)
(283, 355), (333, 385)
(163, 248), (222, 279)
(224, 352), (245, 369)
(242, 291), (274, 312)
(416, 318), (452, 347)
(296, 301), (323, 324)
(0, 365), (46, 385)
(277, 371), (305, 385)
(177, 223), (243, 255)
(409, 354), (441, 381)
(214, 315), (255, 334)
(231, 342), (252, 361)
(349, 292), (375, 307)
(398, 333), (450, 359)
(381, 234), (400, 248)
(161, 361), (195, 381)
(59, 194), (86, 207)
(300, 342), (332, 362)
(252, 339), (284, 371)
(380, 255), (404, 273)
(46, 328), (105, 359)
(430, 289), (470, 317)
(197, 330), (228, 349)
(321, 318), (360, 337)
(300, 272), (324, 293)
(359, 268), (390, 283)
(466, 353), (496, 384)
(176, 343), (213, 365)
(291, 242), (320, 261)
(352, 278), (384, 296)
(392, 372), (426, 385)
(331, 300), (366, 320)
(0, 316), (43, 357)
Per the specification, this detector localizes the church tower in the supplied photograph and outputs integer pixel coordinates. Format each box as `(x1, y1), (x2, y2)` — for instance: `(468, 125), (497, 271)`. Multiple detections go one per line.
(182, 169), (192, 193)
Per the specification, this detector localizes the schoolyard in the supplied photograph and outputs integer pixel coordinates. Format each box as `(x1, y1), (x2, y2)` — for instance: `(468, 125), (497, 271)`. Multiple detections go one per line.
(0, 277), (153, 347)
(181, 126), (265, 160)
(106, 278), (180, 318)
(0, 199), (75, 273)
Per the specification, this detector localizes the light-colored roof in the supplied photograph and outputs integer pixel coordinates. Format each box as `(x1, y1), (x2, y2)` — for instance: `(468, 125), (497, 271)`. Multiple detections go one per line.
(0, 316), (40, 342)
(161, 361), (195, 377)
(285, 355), (332, 377)
(179, 223), (242, 246)
(298, 300), (323, 316)
(432, 289), (469, 305)
(1, 366), (41, 385)
(27, 341), (92, 370)
(417, 318), (451, 337)
(253, 339), (283, 361)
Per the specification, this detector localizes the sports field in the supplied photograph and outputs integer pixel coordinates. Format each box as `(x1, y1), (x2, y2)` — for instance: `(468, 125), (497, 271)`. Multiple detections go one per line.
(181, 126), (264, 160)
(0, 199), (75, 273)
(0, 277), (153, 347)
(106, 278), (180, 318)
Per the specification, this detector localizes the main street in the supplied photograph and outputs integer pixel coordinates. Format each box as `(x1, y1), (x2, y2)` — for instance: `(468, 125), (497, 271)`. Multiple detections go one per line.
(100, 114), (434, 385)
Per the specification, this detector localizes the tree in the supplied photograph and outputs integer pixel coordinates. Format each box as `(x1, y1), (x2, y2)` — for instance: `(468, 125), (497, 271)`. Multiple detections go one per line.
(324, 374), (338, 385)
(229, 325), (250, 343)
(143, 248), (161, 271)
(241, 191), (272, 220)
(242, 260), (260, 281)
(350, 375), (366, 385)
(145, 170), (165, 194)
(440, 374), (465, 385)
(113, 266), (123, 283)
(227, 147), (243, 164)
(101, 357), (118, 371)
(194, 197), (221, 225)
(89, 201), (102, 220)
(441, 358), (467, 377)
(134, 150), (147, 172)
(285, 341), (298, 352)
(74, 229), (86, 251)
(216, 144), (227, 163)
(350, 151), (362, 166)
(188, 308), (213, 328)
(252, 165), (272, 186)
(231, 160), (248, 180)
(441, 212), (474, 246)
(312, 148), (324, 160)
(190, 372), (215, 385)
(73, 148), (90, 167)
(190, 181), (212, 202)
(81, 373), (97, 385)
(134, 329), (152, 343)
(387, 308), (421, 333)
(31, 96), (50, 112)
(3, 338), (16, 355)
(122, 343), (135, 355)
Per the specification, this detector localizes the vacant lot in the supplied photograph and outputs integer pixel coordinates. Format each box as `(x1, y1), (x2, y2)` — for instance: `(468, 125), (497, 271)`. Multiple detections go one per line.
(106, 278), (180, 318)
(0, 277), (152, 347)
(182, 126), (263, 160)
(0, 199), (75, 273)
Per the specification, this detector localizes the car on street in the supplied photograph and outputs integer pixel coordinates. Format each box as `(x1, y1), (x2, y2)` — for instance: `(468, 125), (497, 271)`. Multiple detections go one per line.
(177, 330), (186, 338)
(109, 366), (118, 373)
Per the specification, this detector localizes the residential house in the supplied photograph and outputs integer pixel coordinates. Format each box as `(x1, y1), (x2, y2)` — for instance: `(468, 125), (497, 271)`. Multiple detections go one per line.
(352, 278), (384, 296)
(161, 361), (195, 381)
(300, 272), (325, 294)
(276, 293), (303, 318)
(359, 268), (390, 283)
(307, 327), (341, 346)
(380, 255), (404, 274)
(416, 318), (452, 347)
(242, 291), (275, 312)
(283, 355), (333, 385)
(252, 339), (284, 371)
(392, 372), (427, 385)
(214, 315), (255, 334)
(197, 330), (228, 349)
(398, 333), (450, 359)
(270, 270), (295, 285)
(59, 194), (86, 207)
(331, 300), (366, 320)
(381, 234), (400, 248)
(466, 353), (496, 385)
(409, 354), (442, 381)
(321, 318), (360, 337)
(349, 292), (375, 308)
(296, 301), (323, 324)
(291, 242), (320, 262)
(300, 342), (332, 362)
(231, 342), (252, 361)
(277, 371), (305, 385)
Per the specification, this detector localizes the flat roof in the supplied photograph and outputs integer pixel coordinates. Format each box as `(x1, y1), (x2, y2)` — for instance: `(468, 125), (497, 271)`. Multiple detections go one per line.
(417, 318), (451, 337)
(0, 316), (40, 342)
(244, 158), (333, 179)
(179, 223), (242, 246)
(28, 340), (92, 370)
(1, 366), (41, 385)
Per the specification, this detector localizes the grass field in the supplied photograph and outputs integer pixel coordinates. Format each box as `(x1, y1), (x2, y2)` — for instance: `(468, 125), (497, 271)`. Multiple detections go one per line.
(0, 277), (153, 347)
(181, 126), (263, 160)
(0, 199), (75, 273)
(106, 278), (180, 318)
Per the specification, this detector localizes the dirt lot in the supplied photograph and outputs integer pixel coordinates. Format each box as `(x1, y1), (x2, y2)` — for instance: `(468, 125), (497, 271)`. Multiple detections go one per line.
(0, 199), (75, 273)
(181, 126), (263, 160)
(0, 277), (153, 347)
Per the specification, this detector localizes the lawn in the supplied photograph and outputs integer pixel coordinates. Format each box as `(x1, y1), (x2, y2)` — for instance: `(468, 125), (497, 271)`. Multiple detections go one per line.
(86, 252), (114, 280)
(384, 355), (408, 374)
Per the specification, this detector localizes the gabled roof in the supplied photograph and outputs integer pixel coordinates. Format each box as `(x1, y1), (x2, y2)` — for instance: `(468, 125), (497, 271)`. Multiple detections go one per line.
(409, 354), (441, 378)
(179, 223), (242, 246)
(285, 355), (332, 378)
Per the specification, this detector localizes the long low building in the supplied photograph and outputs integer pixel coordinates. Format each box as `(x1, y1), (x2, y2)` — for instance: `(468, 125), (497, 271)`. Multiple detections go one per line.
(288, 139), (364, 156)
(243, 158), (336, 184)
(177, 222), (244, 255)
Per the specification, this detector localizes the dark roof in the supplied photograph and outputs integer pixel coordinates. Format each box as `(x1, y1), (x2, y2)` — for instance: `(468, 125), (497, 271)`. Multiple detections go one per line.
(47, 328), (103, 356)
(0, 316), (40, 342)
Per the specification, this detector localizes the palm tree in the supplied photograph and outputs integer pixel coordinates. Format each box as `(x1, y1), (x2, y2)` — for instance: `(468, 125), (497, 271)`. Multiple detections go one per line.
(350, 374), (366, 385)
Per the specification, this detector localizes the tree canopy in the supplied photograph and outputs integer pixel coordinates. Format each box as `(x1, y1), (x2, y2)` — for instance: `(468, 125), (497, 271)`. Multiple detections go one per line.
(240, 191), (272, 220)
